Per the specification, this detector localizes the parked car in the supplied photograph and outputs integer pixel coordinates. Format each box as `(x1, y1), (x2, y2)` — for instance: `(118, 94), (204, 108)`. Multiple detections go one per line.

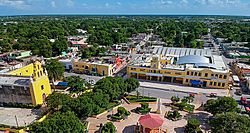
(245, 107), (250, 113)
(189, 93), (196, 98)
(240, 97), (248, 105)
(235, 90), (243, 96)
(206, 93), (217, 97)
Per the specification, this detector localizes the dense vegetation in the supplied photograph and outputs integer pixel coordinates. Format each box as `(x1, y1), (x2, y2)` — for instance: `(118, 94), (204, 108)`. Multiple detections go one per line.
(45, 77), (139, 119)
(209, 112), (250, 133)
(101, 122), (116, 133)
(66, 76), (90, 93)
(2, 16), (249, 58)
(203, 96), (250, 133)
(204, 96), (239, 115)
(184, 118), (202, 133)
(211, 22), (250, 43)
(30, 111), (86, 133)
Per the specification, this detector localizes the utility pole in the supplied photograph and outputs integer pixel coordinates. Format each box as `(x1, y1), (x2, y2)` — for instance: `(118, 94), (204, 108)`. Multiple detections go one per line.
(15, 115), (19, 128)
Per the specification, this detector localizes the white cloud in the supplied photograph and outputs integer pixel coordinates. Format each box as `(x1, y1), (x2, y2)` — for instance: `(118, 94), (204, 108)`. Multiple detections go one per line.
(0, 0), (30, 9)
(163, 0), (173, 5)
(151, 0), (173, 6)
(117, 2), (121, 6)
(105, 3), (109, 7)
(67, 0), (74, 7)
(195, 0), (241, 6)
(180, 0), (188, 4)
(51, 1), (56, 8)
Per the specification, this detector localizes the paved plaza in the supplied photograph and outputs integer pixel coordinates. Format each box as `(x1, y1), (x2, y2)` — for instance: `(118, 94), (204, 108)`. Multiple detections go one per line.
(87, 99), (211, 133)
(0, 108), (41, 127)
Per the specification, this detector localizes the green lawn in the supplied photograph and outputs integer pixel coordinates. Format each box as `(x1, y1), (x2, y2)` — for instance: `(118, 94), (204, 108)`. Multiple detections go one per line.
(126, 95), (157, 103)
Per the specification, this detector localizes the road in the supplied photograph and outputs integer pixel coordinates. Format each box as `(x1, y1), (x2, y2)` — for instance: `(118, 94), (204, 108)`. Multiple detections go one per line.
(64, 72), (103, 84)
(131, 87), (212, 104)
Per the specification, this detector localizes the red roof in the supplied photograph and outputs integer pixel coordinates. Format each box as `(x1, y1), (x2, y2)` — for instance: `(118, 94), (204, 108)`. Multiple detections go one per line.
(242, 69), (250, 74)
(138, 114), (164, 129)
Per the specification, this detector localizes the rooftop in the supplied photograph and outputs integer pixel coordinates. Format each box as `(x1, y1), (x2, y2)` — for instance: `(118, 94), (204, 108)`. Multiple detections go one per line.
(0, 75), (31, 86)
(238, 63), (250, 70)
(177, 55), (210, 65)
(153, 47), (212, 57)
(130, 47), (228, 72)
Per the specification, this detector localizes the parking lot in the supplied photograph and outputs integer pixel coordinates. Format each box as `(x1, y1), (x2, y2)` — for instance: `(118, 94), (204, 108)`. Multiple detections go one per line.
(0, 108), (41, 127)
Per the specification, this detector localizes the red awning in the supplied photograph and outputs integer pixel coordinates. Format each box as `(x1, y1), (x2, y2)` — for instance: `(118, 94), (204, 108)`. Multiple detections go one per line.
(139, 114), (164, 129)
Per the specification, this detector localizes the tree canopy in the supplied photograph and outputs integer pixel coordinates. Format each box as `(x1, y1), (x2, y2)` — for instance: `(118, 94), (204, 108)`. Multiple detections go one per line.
(209, 112), (250, 133)
(66, 76), (89, 93)
(30, 111), (85, 133)
(94, 77), (139, 101)
(204, 96), (239, 115)
(184, 118), (202, 133)
(45, 59), (65, 81)
(101, 122), (116, 133)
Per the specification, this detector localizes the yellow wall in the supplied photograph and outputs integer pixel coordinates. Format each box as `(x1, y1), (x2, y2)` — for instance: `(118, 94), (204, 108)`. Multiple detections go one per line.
(127, 66), (230, 89)
(73, 60), (113, 76)
(8, 64), (34, 76)
(8, 61), (52, 105)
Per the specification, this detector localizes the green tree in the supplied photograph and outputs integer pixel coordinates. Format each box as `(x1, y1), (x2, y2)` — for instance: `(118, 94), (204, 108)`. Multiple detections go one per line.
(45, 59), (65, 91)
(52, 37), (68, 56)
(30, 111), (85, 133)
(101, 122), (116, 133)
(209, 112), (250, 133)
(171, 96), (180, 104)
(66, 76), (88, 93)
(184, 118), (202, 133)
(124, 78), (140, 93)
(204, 97), (239, 115)
(45, 93), (72, 111)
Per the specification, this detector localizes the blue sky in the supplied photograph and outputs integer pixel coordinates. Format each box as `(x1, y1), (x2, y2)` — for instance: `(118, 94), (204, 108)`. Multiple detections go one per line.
(0, 0), (250, 16)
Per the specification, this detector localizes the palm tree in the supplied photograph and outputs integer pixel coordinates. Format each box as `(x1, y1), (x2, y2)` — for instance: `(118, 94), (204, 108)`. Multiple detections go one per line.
(45, 59), (65, 91)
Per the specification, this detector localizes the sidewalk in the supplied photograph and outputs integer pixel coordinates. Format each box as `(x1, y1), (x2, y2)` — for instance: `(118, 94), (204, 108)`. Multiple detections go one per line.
(139, 81), (229, 97)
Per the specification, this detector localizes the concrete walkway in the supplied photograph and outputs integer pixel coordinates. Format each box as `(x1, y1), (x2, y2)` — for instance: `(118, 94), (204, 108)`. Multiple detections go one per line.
(139, 81), (229, 97)
(86, 99), (211, 133)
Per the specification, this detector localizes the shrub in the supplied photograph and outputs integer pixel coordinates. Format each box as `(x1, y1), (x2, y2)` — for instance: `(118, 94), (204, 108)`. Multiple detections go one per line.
(175, 102), (186, 110)
(140, 102), (149, 109)
(184, 118), (202, 133)
(171, 96), (180, 103)
(136, 102), (151, 114)
(181, 98), (188, 103)
(111, 107), (130, 121)
(101, 122), (116, 133)
(111, 115), (122, 121)
(166, 110), (182, 121)
(184, 104), (195, 113)
(117, 107), (126, 115)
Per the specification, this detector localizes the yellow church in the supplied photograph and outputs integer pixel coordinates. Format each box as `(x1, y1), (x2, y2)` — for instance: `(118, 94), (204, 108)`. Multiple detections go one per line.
(0, 60), (51, 105)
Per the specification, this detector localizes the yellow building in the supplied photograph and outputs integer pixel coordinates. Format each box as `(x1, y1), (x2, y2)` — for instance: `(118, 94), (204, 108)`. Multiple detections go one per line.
(0, 60), (51, 105)
(128, 47), (230, 89)
(72, 58), (115, 76)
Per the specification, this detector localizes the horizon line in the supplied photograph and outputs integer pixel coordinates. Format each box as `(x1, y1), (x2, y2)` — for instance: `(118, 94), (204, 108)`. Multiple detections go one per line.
(1, 13), (250, 17)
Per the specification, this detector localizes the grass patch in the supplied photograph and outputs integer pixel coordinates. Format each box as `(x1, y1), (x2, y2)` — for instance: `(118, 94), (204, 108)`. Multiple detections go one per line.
(126, 95), (157, 103)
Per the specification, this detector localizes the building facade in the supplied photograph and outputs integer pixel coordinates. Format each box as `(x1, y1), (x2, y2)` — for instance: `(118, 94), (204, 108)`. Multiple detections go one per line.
(9, 50), (32, 59)
(128, 47), (230, 89)
(0, 61), (51, 105)
(72, 59), (115, 76)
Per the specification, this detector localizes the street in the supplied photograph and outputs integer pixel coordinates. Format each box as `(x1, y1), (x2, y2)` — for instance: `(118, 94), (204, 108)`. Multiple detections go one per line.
(64, 72), (103, 84)
(131, 87), (211, 105)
